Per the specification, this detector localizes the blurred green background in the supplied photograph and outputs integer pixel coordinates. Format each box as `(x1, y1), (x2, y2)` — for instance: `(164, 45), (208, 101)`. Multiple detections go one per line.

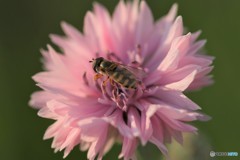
(0, 0), (239, 160)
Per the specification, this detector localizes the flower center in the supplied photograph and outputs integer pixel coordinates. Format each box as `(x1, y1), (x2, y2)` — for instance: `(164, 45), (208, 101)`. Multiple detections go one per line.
(101, 81), (144, 111)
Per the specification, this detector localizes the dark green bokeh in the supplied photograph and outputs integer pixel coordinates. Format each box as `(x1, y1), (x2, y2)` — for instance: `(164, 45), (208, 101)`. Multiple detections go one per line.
(0, 0), (239, 160)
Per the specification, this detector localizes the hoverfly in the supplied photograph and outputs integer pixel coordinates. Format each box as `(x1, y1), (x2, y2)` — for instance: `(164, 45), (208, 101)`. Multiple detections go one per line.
(90, 57), (145, 89)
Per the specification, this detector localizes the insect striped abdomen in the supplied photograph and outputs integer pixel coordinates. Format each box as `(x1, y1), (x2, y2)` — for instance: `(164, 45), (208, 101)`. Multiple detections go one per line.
(111, 67), (137, 89)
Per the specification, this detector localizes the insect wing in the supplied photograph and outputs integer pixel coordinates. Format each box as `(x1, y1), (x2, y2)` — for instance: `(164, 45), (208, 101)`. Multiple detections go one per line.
(119, 64), (146, 80)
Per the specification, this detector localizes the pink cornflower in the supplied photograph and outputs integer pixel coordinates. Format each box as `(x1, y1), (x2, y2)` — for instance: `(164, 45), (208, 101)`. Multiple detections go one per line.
(29, 1), (214, 160)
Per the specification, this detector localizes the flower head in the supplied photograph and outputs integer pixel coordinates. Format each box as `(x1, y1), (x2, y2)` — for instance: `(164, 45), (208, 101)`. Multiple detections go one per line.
(29, 1), (214, 159)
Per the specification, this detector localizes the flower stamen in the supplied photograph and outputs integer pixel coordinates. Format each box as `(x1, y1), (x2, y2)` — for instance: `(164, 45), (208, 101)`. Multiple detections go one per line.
(82, 72), (89, 86)
(107, 52), (122, 62)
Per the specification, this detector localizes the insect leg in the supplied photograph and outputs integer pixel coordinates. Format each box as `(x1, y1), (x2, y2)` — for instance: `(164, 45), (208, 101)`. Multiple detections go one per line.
(110, 78), (114, 85)
(94, 73), (103, 81)
(103, 76), (110, 86)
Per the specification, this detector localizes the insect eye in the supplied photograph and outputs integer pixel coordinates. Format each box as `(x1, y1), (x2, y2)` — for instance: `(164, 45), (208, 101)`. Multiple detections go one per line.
(93, 65), (98, 72)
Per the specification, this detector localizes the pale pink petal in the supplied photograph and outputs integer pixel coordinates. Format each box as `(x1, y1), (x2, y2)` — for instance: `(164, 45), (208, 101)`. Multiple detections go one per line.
(144, 16), (184, 70)
(87, 133), (107, 160)
(62, 129), (80, 158)
(158, 33), (191, 72)
(150, 115), (164, 143)
(43, 118), (66, 140)
(115, 113), (134, 138)
(163, 16), (184, 47)
(128, 108), (141, 137)
(165, 69), (197, 91)
(38, 100), (68, 119)
(190, 30), (202, 42)
(180, 54), (214, 67)
(33, 71), (87, 97)
(159, 64), (200, 85)
(50, 34), (93, 69)
(139, 104), (159, 145)
(119, 137), (138, 160)
(168, 128), (184, 144)
(188, 75), (214, 90)
(188, 39), (207, 55)
(80, 141), (91, 151)
(101, 127), (117, 156)
(135, 1), (154, 45)
(153, 87), (201, 110)
(51, 126), (71, 152)
(78, 117), (108, 142)
(78, 118), (109, 160)
(141, 3), (178, 60)
(29, 91), (59, 109)
(61, 21), (83, 41)
(40, 45), (67, 71)
(112, 0), (138, 61)
(92, 2), (116, 53)
(163, 3), (178, 23)
(143, 70), (162, 86)
(158, 111), (197, 132)
(149, 136), (168, 156)
(188, 66), (214, 90)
